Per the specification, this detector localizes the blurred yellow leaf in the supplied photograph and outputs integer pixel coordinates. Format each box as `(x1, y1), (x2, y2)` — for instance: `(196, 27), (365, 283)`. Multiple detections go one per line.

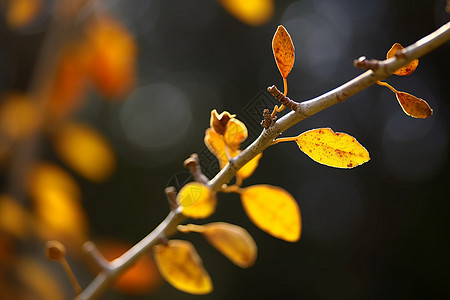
(85, 16), (137, 99)
(0, 93), (40, 140)
(179, 222), (257, 268)
(295, 128), (370, 169)
(16, 258), (65, 300)
(6, 0), (43, 29)
(240, 185), (301, 242)
(27, 162), (87, 247)
(219, 0), (274, 26)
(154, 240), (212, 295)
(27, 162), (81, 203)
(395, 91), (433, 119)
(0, 194), (28, 238)
(97, 240), (162, 295)
(272, 25), (295, 79)
(53, 122), (116, 182)
(386, 43), (418, 76)
(177, 183), (217, 219)
(237, 153), (262, 180)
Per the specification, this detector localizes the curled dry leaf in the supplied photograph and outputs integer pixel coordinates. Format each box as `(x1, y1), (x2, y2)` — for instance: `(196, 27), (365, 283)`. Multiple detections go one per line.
(153, 240), (212, 295)
(295, 128), (370, 169)
(179, 223), (257, 268)
(177, 183), (217, 219)
(386, 43), (419, 76)
(240, 185), (301, 242)
(272, 25), (295, 79)
(395, 91), (433, 119)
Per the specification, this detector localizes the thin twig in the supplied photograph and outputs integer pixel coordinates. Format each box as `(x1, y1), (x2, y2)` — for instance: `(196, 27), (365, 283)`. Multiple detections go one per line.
(75, 21), (450, 300)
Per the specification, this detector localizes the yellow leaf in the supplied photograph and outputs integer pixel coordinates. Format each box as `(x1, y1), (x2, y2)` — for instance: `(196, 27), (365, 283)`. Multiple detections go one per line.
(224, 118), (248, 150)
(177, 183), (217, 219)
(240, 185), (301, 242)
(0, 194), (28, 238)
(272, 25), (295, 79)
(386, 43), (418, 76)
(6, 0), (43, 29)
(16, 258), (65, 300)
(52, 122), (116, 182)
(219, 0), (274, 26)
(27, 163), (88, 247)
(295, 128), (370, 169)
(0, 93), (40, 140)
(153, 240), (212, 295)
(204, 128), (229, 167)
(237, 152), (262, 180)
(179, 223), (257, 268)
(395, 91), (433, 119)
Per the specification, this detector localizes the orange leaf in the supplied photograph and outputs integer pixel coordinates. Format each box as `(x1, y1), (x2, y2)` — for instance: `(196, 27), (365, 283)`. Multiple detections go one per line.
(219, 0), (274, 26)
(85, 16), (137, 99)
(395, 91), (433, 119)
(52, 122), (116, 182)
(295, 128), (370, 169)
(386, 43), (418, 76)
(97, 240), (161, 294)
(153, 240), (212, 295)
(48, 43), (88, 119)
(179, 223), (257, 268)
(240, 185), (301, 242)
(272, 25), (295, 79)
(177, 183), (217, 219)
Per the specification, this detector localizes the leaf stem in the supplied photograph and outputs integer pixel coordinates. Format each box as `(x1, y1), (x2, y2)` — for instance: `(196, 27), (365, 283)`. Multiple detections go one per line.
(376, 81), (399, 93)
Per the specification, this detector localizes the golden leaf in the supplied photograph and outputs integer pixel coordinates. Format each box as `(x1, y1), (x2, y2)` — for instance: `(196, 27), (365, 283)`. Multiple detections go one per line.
(153, 240), (212, 295)
(237, 153), (262, 180)
(240, 185), (301, 242)
(97, 240), (161, 294)
(272, 25), (295, 79)
(223, 118), (248, 150)
(16, 258), (65, 300)
(52, 122), (116, 182)
(6, 0), (43, 29)
(0, 93), (40, 140)
(386, 43), (418, 76)
(179, 223), (257, 268)
(295, 128), (370, 169)
(396, 91), (433, 119)
(0, 194), (28, 238)
(219, 0), (274, 26)
(177, 183), (217, 219)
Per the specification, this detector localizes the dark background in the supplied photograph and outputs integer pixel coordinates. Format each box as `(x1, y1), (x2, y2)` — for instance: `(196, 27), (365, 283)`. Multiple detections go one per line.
(1, 0), (449, 299)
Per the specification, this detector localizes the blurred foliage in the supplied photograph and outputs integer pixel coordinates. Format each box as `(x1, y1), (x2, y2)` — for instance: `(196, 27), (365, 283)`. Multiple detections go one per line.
(0, 0), (448, 299)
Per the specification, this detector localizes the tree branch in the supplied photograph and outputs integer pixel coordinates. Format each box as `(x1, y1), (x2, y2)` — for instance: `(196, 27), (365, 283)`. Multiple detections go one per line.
(75, 21), (450, 300)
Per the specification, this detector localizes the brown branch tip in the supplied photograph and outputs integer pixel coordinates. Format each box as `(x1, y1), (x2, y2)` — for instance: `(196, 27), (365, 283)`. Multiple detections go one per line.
(353, 56), (380, 70)
(267, 85), (300, 111)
